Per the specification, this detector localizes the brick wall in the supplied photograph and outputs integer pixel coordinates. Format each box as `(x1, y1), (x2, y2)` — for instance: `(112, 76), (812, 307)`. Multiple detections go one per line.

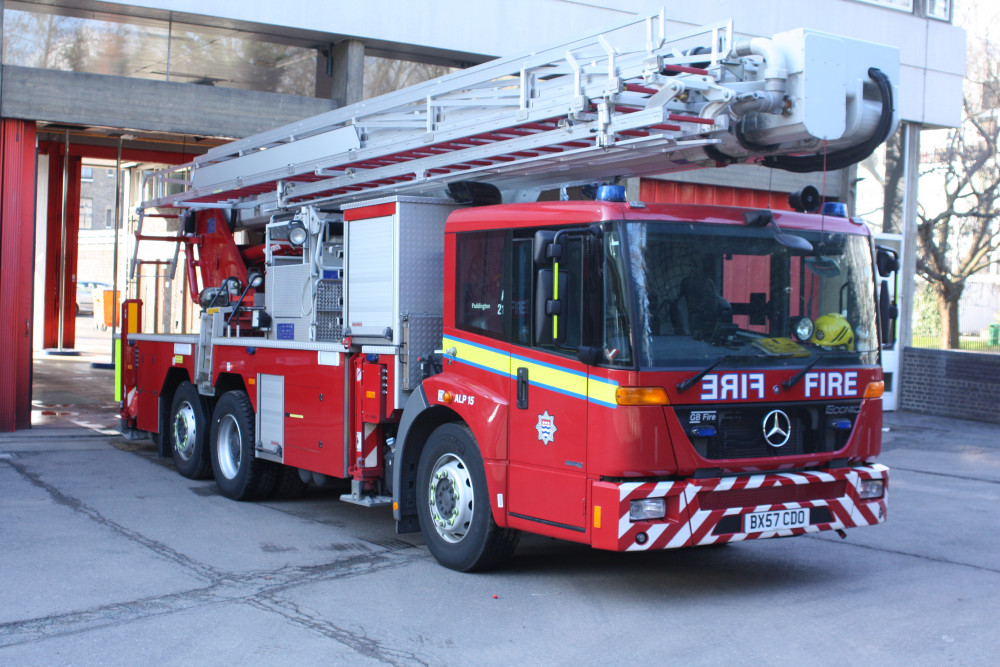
(899, 347), (1000, 423)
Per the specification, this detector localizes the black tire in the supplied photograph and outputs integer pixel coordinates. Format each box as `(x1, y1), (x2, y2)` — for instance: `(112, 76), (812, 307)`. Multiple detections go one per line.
(210, 391), (277, 501)
(169, 381), (212, 479)
(416, 423), (519, 571)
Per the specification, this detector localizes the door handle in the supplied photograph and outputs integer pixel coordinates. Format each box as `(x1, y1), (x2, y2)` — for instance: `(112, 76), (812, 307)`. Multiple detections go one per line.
(516, 367), (528, 409)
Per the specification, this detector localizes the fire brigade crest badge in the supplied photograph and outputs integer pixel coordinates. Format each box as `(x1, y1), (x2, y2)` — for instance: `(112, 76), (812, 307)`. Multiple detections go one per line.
(535, 411), (557, 445)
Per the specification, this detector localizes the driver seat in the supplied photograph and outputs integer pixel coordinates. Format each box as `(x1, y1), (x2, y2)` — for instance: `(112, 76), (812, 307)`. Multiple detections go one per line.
(670, 277), (732, 340)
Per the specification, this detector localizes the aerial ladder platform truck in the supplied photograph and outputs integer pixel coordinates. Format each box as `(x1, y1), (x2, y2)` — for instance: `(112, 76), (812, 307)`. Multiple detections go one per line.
(120, 12), (901, 570)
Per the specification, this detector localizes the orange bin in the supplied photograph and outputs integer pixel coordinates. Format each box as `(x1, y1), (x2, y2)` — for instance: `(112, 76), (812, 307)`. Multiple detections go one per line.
(92, 289), (120, 330)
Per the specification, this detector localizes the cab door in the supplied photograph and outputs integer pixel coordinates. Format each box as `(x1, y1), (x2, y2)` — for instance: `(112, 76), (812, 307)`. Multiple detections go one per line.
(506, 234), (591, 534)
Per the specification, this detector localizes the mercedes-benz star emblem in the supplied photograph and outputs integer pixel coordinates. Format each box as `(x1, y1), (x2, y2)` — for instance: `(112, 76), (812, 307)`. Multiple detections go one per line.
(762, 409), (791, 448)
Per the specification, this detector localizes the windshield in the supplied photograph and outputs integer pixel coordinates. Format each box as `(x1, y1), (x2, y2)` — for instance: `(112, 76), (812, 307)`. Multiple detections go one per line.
(620, 221), (878, 369)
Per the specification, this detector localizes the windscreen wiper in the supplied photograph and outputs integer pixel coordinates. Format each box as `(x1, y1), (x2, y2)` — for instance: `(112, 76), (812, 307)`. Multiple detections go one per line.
(676, 354), (743, 393)
(782, 351), (835, 391)
(677, 353), (798, 394)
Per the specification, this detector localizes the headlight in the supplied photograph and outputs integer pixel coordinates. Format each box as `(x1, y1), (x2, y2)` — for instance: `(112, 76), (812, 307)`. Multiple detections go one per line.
(288, 222), (308, 246)
(793, 316), (814, 342)
(858, 479), (884, 500)
(630, 498), (666, 521)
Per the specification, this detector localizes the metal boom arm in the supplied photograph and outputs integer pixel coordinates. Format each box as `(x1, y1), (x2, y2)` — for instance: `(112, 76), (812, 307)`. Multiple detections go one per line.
(140, 11), (899, 216)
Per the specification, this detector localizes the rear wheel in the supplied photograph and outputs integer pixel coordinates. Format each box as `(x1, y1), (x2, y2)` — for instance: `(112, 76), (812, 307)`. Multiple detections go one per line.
(416, 423), (519, 571)
(210, 391), (277, 500)
(169, 382), (212, 479)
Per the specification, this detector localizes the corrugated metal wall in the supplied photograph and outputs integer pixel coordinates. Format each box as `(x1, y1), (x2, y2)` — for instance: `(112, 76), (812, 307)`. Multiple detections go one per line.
(0, 120), (38, 431)
(639, 179), (794, 211)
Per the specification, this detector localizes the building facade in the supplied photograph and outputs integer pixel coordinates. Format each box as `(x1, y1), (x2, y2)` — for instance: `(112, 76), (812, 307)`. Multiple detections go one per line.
(0, 0), (967, 429)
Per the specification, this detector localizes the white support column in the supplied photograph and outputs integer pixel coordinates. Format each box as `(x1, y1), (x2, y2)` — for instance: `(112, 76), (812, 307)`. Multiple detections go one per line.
(898, 122), (921, 350)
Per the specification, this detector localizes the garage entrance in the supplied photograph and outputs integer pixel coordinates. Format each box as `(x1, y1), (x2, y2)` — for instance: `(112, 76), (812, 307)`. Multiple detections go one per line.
(0, 123), (217, 431)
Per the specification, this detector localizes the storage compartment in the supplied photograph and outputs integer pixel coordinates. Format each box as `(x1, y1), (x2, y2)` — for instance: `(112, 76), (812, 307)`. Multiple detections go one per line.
(343, 196), (454, 407)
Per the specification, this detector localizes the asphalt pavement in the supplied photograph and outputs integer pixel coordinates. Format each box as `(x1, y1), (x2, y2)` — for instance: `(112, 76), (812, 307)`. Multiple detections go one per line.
(1, 320), (997, 665)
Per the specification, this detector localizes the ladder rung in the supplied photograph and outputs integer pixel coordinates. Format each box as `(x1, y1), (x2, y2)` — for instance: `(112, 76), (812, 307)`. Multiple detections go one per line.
(135, 234), (184, 242)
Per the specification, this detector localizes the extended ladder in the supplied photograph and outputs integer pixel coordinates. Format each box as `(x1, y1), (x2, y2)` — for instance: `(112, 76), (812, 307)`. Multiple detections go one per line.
(139, 10), (898, 216)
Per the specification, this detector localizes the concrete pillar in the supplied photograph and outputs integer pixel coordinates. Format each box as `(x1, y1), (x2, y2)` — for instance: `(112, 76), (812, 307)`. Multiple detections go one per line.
(315, 39), (365, 107)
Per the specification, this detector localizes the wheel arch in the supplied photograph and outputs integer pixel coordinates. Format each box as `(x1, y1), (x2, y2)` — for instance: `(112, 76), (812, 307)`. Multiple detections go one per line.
(213, 372), (249, 404)
(392, 386), (462, 533)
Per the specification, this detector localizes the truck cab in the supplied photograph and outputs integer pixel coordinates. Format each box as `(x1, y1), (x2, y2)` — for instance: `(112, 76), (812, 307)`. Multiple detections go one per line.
(404, 193), (888, 568)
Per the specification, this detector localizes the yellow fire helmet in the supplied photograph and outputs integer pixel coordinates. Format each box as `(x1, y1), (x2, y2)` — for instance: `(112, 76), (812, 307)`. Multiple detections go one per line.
(810, 313), (854, 350)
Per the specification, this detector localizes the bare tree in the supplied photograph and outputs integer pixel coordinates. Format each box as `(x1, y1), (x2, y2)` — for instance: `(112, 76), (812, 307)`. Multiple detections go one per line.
(363, 57), (453, 100)
(916, 36), (1000, 348)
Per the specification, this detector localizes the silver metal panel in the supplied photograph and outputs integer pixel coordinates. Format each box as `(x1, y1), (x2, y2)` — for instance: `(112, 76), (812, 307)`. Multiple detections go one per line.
(346, 214), (395, 337)
(396, 200), (452, 328)
(361, 345), (400, 355)
(316, 281), (343, 311)
(212, 338), (348, 352)
(400, 314), (443, 394)
(315, 312), (343, 342)
(267, 263), (312, 319)
(256, 374), (284, 462)
(341, 196), (453, 210)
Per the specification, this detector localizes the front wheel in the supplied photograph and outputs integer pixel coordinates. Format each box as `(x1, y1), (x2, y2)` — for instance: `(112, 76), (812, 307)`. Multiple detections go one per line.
(416, 423), (519, 571)
(210, 391), (277, 501)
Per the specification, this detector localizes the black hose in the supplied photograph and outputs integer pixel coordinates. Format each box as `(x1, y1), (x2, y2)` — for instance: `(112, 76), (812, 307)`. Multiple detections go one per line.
(703, 68), (894, 173)
(762, 67), (894, 173)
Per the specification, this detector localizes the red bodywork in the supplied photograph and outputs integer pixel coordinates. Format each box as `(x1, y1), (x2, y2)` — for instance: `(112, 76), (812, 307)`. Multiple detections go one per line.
(121, 199), (888, 553)
(431, 201), (887, 546)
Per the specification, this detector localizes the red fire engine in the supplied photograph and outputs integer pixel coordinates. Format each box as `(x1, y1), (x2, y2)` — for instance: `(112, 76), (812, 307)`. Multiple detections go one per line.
(120, 13), (900, 570)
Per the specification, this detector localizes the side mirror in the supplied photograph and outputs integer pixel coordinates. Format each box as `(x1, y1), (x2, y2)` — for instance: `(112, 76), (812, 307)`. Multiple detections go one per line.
(876, 246), (900, 277)
(879, 279), (897, 348)
(534, 268), (567, 344)
(533, 230), (557, 265)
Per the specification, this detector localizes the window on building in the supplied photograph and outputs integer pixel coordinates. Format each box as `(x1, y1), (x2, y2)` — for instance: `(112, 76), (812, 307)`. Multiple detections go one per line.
(855, 0), (914, 12)
(1, 7), (316, 96)
(105, 208), (113, 228)
(80, 197), (93, 228)
(81, 166), (93, 182)
(925, 0), (950, 21)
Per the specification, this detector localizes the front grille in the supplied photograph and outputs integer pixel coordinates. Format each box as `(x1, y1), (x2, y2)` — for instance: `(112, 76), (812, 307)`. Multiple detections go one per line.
(698, 480), (847, 510)
(676, 401), (858, 461)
